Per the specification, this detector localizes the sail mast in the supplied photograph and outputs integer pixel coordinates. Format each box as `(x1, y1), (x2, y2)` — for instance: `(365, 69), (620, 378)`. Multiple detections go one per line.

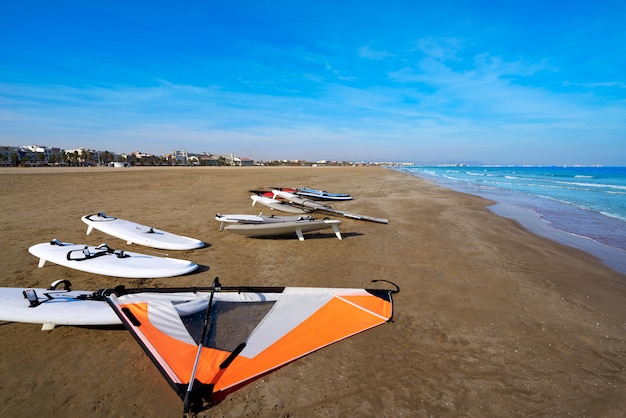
(182, 277), (221, 414)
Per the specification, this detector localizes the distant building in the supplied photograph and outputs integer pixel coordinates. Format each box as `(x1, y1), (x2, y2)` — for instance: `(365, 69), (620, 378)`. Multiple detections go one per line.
(23, 145), (63, 163)
(214, 153), (236, 165)
(131, 150), (153, 159)
(0, 145), (64, 166)
(171, 150), (189, 163)
(171, 150), (254, 166)
(0, 146), (17, 166)
(198, 154), (218, 166)
(1, 143), (261, 167)
(235, 157), (255, 166)
(64, 147), (100, 166)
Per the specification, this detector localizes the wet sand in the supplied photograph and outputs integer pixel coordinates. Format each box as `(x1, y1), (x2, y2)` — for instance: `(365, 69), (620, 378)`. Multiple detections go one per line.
(0, 166), (624, 417)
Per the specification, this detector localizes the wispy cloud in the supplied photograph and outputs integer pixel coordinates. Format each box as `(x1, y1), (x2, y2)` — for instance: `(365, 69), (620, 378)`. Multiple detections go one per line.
(358, 45), (391, 60)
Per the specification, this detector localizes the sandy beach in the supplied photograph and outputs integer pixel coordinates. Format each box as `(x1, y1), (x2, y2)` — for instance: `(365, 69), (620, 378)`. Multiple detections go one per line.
(0, 166), (624, 417)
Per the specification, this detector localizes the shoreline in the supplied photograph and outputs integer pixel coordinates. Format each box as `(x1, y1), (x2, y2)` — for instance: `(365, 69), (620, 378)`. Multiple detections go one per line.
(488, 201), (626, 275)
(393, 167), (626, 275)
(1, 166), (624, 417)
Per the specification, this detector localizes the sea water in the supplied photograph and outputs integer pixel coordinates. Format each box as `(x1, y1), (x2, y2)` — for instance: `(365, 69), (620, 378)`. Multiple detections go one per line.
(394, 166), (626, 275)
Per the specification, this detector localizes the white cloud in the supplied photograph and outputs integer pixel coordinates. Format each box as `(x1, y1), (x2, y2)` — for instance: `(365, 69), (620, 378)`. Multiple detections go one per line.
(358, 45), (390, 60)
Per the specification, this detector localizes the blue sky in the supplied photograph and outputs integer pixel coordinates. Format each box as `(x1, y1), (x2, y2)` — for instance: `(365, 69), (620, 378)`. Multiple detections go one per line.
(1, 1), (625, 164)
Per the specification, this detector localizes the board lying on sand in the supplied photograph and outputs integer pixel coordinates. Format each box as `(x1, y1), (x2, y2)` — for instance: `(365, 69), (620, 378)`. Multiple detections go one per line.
(104, 278), (398, 414)
(294, 186), (353, 201)
(251, 187), (352, 201)
(28, 240), (199, 278)
(250, 194), (309, 213)
(0, 280), (121, 330)
(215, 213), (271, 229)
(270, 190), (389, 224)
(81, 213), (205, 250)
(249, 188), (296, 198)
(216, 214), (342, 240)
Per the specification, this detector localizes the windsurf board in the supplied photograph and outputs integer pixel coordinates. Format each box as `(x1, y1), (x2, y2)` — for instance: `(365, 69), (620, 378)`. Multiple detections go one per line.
(28, 240), (199, 278)
(81, 213), (205, 250)
(223, 218), (342, 240)
(215, 213), (317, 230)
(0, 280), (121, 330)
(250, 194), (309, 213)
(295, 187), (353, 201)
(272, 190), (389, 224)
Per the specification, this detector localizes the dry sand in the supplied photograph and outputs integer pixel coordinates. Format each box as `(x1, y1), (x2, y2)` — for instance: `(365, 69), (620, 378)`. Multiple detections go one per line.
(0, 166), (624, 417)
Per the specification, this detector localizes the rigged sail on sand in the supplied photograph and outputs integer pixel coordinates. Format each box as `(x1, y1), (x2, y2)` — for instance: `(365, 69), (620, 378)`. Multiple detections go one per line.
(105, 278), (396, 414)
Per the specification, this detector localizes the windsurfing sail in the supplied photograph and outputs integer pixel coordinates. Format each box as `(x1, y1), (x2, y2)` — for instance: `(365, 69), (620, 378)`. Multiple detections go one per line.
(105, 278), (397, 414)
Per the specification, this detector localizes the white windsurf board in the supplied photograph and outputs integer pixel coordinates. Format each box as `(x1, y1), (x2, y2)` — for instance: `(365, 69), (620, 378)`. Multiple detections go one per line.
(224, 218), (342, 240)
(215, 213), (317, 230)
(28, 240), (199, 278)
(0, 280), (121, 330)
(250, 195), (309, 214)
(272, 190), (389, 224)
(81, 213), (204, 250)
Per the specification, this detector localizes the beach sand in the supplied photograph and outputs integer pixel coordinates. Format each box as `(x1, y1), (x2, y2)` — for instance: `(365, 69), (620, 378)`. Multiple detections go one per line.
(0, 166), (624, 417)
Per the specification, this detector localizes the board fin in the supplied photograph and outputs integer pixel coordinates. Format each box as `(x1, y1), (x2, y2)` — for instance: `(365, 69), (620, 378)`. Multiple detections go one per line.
(332, 223), (342, 240)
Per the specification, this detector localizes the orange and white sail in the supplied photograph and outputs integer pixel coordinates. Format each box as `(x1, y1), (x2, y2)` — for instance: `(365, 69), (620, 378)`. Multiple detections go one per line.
(106, 279), (396, 413)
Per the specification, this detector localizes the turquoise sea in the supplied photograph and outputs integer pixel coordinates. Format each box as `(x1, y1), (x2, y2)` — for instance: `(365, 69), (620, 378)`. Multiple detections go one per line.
(394, 166), (626, 275)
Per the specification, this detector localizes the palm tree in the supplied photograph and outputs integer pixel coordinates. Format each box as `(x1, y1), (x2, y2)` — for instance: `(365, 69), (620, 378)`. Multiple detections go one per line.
(100, 151), (113, 165)
(84, 150), (94, 166)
